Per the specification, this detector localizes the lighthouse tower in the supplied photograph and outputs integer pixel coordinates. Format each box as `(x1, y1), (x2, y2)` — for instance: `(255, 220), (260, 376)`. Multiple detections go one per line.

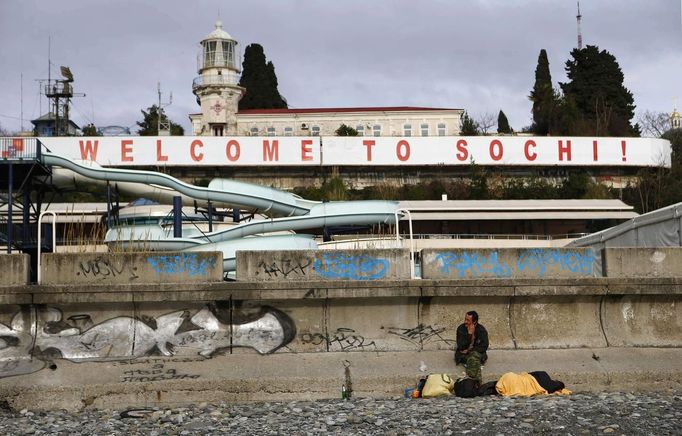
(191, 21), (244, 136)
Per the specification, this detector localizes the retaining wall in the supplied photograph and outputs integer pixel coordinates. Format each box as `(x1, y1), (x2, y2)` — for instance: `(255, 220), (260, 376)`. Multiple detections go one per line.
(236, 249), (411, 281)
(0, 254), (29, 286)
(41, 252), (223, 285)
(0, 277), (680, 380)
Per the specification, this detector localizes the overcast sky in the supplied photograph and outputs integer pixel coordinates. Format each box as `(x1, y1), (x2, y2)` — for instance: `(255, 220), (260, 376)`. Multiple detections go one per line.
(1, 0), (680, 135)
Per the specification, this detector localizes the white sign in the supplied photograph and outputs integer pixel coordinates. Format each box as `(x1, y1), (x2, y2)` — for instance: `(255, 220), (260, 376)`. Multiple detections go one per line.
(38, 136), (671, 168)
(322, 136), (672, 167)
(39, 136), (321, 166)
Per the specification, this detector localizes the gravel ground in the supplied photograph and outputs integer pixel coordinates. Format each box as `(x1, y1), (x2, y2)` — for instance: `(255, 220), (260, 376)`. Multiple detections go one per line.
(1, 391), (680, 435)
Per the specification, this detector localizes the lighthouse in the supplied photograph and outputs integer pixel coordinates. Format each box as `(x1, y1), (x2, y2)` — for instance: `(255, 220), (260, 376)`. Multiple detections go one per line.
(191, 21), (244, 136)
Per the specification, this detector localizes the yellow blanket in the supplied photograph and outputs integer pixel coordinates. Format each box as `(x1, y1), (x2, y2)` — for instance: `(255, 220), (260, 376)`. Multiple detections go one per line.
(495, 372), (571, 397)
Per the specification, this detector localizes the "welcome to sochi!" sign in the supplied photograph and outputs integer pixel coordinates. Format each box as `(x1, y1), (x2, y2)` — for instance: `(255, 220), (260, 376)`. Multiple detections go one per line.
(39, 136), (672, 167)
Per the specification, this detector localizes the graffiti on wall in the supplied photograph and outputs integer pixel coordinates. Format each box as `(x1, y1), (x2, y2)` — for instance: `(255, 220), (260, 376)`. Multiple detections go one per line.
(435, 251), (512, 278)
(0, 304), (295, 379)
(516, 249), (594, 277)
(300, 328), (377, 351)
(77, 256), (140, 281)
(387, 324), (453, 347)
(147, 253), (217, 278)
(434, 249), (595, 278)
(256, 258), (313, 279)
(313, 253), (389, 280)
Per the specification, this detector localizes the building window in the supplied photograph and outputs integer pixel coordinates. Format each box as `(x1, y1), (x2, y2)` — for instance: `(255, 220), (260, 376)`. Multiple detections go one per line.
(267, 127), (276, 136)
(438, 123), (446, 136)
(373, 124), (381, 136)
(356, 125), (364, 136)
(250, 127), (259, 136)
(421, 123), (429, 136)
(403, 124), (412, 137)
(312, 126), (320, 136)
(212, 125), (224, 136)
(204, 41), (217, 67)
(284, 127), (293, 136)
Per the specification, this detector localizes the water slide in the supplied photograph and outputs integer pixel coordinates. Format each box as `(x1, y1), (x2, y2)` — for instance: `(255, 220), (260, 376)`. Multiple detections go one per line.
(41, 152), (400, 272)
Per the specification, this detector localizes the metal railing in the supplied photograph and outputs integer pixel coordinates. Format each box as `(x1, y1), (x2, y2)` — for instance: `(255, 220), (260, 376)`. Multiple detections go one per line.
(192, 74), (240, 89)
(0, 137), (39, 160)
(402, 233), (590, 241)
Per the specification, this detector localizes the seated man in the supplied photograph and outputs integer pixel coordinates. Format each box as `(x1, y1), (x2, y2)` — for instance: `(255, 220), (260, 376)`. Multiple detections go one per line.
(454, 310), (488, 382)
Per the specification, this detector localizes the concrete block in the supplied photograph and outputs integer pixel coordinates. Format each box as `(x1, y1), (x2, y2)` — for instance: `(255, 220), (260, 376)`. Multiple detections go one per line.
(326, 297), (419, 351)
(422, 248), (599, 280)
(419, 296), (514, 351)
(510, 296), (607, 349)
(236, 249), (410, 281)
(602, 295), (682, 347)
(603, 248), (682, 278)
(41, 252), (223, 285)
(0, 254), (30, 286)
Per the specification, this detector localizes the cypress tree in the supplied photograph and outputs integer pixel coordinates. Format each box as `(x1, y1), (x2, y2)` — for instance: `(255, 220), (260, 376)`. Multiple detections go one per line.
(560, 45), (637, 136)
(497, 110), (512, 134)
(529, 49), (554, 135)
(238, 44), (287, 110)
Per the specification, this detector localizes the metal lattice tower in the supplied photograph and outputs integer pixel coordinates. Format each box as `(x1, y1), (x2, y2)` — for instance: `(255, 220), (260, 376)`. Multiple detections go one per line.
(157, 82), (172, 136)
(576, 2), (583, 49)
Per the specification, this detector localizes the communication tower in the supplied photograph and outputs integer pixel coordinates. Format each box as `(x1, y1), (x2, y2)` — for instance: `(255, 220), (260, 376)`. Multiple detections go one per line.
(576, 2), (583, 49)
(44, 66), (85, 136)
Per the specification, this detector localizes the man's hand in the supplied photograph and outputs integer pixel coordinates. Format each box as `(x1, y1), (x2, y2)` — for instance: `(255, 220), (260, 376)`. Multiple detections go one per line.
(467, 322), (476, 335)
(460, 348), (469, 355)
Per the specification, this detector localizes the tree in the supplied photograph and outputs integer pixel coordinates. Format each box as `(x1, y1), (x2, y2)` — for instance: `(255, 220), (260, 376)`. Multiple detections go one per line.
(459, 111), (479, 135)
(81, 123), (100, 136)
(475, 112), (496, 134)
(335, 124), (358, 136)
(638, 110), (672, 138)
(529, 49), (555, 135)
(497, 110), (512, 134)
(0, 122), (9, 136)
(560, 45), (637, 136)
(136, 105), (184, 136)
(238, 43), (288, 110)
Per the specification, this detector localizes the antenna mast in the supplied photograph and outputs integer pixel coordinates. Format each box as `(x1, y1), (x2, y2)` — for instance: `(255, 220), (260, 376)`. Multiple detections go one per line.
(576, 1), (583, 49)
(157, 82), (173, 136)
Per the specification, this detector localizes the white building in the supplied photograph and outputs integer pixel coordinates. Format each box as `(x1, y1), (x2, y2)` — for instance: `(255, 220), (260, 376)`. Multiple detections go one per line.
(190, 22), (463, 137)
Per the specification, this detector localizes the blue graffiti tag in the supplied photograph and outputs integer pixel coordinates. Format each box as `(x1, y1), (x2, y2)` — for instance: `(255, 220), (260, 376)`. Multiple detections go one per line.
(434, 251), (512, 278)
(313, 253), (389, 280)
(146, 254), (217, 278)
(516, 249), (595, 278)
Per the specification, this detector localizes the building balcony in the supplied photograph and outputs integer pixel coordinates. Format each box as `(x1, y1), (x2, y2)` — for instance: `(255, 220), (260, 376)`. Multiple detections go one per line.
(192, 74), (240, 90)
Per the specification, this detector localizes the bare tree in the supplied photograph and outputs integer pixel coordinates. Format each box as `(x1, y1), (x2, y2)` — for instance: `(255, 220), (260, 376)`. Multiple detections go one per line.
(0, 122), (9, 136)
(475, 112), (497, 135)
(637, 110), (670, 138)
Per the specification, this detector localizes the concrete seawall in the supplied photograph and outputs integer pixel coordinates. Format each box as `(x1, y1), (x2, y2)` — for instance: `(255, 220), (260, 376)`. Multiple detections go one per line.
(0, 247), (679, 411)
(603, 247), (682, 278)
(0, 254), (30, 287)
(421, 248), (601, 279)
(236, 249), (411, 281)
(41, 252), (223, 285)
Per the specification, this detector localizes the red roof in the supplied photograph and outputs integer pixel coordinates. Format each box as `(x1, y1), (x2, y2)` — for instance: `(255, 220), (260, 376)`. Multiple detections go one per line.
(237, 106), (461, 115)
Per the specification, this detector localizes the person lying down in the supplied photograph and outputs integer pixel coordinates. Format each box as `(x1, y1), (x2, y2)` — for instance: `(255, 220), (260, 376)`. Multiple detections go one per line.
(455, 371), (571, 398)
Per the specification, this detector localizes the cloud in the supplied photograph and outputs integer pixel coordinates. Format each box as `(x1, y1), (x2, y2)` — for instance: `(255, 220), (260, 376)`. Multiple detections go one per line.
(0, 0), (679, 134)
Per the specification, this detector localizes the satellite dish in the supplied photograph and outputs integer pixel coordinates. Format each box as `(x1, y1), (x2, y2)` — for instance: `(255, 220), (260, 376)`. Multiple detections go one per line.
(60, 66), (74, 82)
